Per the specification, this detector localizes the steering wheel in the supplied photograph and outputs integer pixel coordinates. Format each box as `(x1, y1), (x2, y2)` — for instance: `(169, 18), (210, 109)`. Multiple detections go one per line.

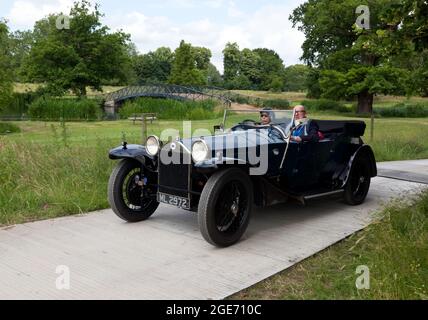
(240, 119), (258, 126)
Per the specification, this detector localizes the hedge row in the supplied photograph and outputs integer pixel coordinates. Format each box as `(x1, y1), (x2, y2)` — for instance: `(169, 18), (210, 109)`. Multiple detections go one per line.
(28, 97), (103, 120)
(375, 103), (428, 118)
(119, 98), (222, 120)
(229, 94), (291, 110)
(0, 122), (21, 134)
(300, 99), (349, 113)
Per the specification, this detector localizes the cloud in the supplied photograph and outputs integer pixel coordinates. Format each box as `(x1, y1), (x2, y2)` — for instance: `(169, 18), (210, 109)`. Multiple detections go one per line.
(5, 0), (306, 72)
(108, 2), (305, 72)
(7, 0), (74, 30)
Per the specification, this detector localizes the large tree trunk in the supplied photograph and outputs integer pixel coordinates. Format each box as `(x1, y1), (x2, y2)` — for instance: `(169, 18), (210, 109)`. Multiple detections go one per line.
(357, 90), (373, 114)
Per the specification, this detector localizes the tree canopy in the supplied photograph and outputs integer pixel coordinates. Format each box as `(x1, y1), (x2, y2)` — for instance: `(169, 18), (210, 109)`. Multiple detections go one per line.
(23, 0), (132, 96)
(290, 0), (428, 112)
(168, 40), (214, 86)
(133, 47), (174, 85)
(223, 42), (286, 91)
(0, 21), (13, 111)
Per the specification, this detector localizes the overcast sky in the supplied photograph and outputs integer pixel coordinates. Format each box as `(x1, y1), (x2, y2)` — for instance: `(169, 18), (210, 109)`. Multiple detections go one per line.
(0, 0), (306, 72)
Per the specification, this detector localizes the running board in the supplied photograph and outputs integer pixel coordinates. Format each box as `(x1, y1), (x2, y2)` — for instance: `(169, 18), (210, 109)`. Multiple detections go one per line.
(303, 189), (344, 201)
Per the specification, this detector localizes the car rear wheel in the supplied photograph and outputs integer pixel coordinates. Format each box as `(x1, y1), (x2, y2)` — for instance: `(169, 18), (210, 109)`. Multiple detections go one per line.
(198, 168), (253, 247)
(108, 159), (159, 222)
(343, 156), (371, 205)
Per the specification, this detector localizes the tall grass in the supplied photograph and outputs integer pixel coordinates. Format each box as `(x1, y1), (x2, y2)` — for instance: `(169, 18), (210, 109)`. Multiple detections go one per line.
(231, 189), (428, 299)
(0, 137), (116, 225)
(28, 97), (103, 121)
(119, 97), (222, 120)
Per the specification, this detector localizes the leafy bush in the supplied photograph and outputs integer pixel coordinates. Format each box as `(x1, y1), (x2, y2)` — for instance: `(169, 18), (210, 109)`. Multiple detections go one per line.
(268, 76), (284, 93)
(230, 95), (251, 105)
(0, 122), (20, 134)
(258, 98), (290, 109)
(28, 97), (103, 120)
(119, 98), (221, 120)
(301, 99), (349, 113)
(375, 103), (428, 118)
(0, 92), (40, 117)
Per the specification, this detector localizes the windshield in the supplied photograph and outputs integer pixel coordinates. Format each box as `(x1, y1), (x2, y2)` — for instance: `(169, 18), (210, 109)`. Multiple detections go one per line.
(222, 109), (294, 131)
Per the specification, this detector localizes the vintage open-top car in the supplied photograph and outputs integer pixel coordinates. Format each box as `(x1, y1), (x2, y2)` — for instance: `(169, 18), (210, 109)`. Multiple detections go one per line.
(108, 109), (377, 247)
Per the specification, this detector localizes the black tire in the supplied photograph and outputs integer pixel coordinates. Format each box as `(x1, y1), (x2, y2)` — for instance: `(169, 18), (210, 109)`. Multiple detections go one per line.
(343, 156), (371, 205)
(198, 168), (253, 247)
(108, 159), (159, 222)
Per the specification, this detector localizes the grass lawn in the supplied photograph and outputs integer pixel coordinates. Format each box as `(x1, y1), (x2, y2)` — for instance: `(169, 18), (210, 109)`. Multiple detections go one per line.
(229, 190), (428, 300)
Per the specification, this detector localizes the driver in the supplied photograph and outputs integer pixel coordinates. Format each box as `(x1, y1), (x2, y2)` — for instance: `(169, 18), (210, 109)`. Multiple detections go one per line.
(259, 108), (273, 125)
(259, 108), (283, 141)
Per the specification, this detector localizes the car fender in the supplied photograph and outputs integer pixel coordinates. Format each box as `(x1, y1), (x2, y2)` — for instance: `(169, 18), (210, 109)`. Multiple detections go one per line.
(108, 144), (155, 165)
(194, 157), (253, 172)
(337, 144), (377, 188)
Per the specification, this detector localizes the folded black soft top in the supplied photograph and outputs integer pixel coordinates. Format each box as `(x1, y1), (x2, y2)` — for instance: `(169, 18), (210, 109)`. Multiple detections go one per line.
(314, 120), (366, 137)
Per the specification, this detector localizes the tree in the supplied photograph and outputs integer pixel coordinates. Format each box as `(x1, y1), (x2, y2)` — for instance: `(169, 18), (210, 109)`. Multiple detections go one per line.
(133, 47), (174, 84)
(192, 46), (211, 71)
(305, 67), (322, 98)
(168, 40), (208, 86)
(268, 76), (284, 92)
(290, 0), (412, 113)
(206, 63), (223, 87)
(222, 43), (286, 90)
(240, 48), (261, 87)
(8, 30), (34, 82)
(0, 21), (13, 111)
(223, 42), (241, 83)
(23, 0), (132, 96)
(253, 48), (285, 90)
(283, 64), (310, 92)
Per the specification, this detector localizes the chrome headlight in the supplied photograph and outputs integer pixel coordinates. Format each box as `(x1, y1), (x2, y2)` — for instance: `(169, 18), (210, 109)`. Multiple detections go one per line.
(146, 135), (160, 156)
(192, 139), (210, 162)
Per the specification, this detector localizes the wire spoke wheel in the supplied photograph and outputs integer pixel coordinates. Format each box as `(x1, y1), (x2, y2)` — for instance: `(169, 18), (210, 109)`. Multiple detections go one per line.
(198, 168), (253, 247)
(108, 160), (159, 222)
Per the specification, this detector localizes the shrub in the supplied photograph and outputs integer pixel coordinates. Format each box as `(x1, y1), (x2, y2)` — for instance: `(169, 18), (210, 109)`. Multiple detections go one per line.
(28, 97), (103, 120)
(301, 99), (348, 113)
(375, 103), (428, 118)
(230, 95), (251, 105)
(268, 76), (284, 93)
(118, 97), (221, 120)
(259, 98), (290, 109)
(0, 122), (20, 134)
(0, 92), (40, 117)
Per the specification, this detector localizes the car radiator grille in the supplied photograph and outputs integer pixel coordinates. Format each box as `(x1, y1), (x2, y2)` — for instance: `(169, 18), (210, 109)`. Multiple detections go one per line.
(158, 143), (191, 198)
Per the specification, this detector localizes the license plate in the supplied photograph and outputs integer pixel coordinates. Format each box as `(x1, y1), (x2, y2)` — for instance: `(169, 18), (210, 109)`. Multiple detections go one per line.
(157, 192), (190, 210)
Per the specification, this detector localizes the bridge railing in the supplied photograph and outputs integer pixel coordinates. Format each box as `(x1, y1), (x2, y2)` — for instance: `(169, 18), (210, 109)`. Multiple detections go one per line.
(103, 84), (233, 107)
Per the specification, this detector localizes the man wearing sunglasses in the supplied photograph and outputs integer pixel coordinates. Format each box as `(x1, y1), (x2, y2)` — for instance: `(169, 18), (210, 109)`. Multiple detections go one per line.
(290, 105), (320, 143)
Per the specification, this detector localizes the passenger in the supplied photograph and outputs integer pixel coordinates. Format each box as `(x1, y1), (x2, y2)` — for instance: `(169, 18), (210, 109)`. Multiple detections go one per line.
(290, 105), (320, 143)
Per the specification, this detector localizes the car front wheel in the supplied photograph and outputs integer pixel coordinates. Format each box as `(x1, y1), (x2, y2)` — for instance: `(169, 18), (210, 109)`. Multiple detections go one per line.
(198, 168), (253, 247)
(108, 159), (159, 222)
